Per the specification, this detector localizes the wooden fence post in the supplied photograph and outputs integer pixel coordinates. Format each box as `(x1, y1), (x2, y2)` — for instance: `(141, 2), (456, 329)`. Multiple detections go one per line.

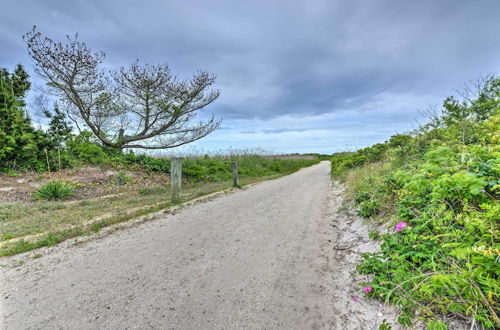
(171, 158), (182, 203)
(231, 161), (239, 187)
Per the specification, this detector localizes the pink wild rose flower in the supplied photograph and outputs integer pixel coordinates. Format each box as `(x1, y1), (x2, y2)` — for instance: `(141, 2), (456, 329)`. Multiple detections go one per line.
(395, 222), (408, 232)
(363, 286), (372, 293)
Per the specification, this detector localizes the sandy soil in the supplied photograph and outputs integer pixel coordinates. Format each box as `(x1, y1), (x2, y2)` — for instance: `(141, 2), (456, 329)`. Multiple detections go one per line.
(326, 184), (401, 329)
(0, 161), (462, 329)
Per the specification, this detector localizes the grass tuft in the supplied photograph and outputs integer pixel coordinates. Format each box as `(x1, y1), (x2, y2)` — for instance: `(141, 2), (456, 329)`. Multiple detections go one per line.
(34, 180), (75, 201)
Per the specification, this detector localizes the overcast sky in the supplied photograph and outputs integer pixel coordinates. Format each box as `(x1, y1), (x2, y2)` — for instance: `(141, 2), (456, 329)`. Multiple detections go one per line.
(1, 0), (499, 154)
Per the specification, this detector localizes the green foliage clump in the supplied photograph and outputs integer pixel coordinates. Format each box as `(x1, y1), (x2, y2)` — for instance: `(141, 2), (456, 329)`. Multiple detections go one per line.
(331, 135), (412, 178)
(111, 171), (133, 185)
(34, 180), (75, 201)
(66, 131), (108, 165)
(334, 76), (500, 328)
(118, 153), (171, 172)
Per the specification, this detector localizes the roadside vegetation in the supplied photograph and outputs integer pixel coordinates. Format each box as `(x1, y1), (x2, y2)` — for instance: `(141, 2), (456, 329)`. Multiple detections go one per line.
(331, 77), (499, 329)
(0, 64), (320, 256)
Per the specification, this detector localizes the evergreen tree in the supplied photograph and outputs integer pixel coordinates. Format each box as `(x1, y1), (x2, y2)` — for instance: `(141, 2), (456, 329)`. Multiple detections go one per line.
(45, 103), (73, 148)
(0, 64), (31, 104)
(0, 65), (46, 171)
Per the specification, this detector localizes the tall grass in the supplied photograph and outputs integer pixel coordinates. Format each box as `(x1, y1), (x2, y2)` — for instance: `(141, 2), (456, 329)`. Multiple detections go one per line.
(119, 152), (320, 182)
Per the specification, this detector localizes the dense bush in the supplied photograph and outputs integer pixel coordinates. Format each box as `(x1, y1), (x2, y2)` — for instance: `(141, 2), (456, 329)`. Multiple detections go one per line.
(116, 153), (171, 172)
(333, 77), (500, 328)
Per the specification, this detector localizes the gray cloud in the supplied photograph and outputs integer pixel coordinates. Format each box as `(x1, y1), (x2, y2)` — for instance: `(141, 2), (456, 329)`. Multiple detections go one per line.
(1, 0), (499, 153)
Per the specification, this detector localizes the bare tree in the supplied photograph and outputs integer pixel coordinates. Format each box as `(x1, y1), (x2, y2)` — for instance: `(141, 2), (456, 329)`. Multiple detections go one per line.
(454, 75), (499, 121)
(24, 26), (221, 150)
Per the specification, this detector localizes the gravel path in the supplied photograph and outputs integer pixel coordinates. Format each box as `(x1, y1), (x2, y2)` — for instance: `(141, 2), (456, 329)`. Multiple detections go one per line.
(0, 161), (390, 329)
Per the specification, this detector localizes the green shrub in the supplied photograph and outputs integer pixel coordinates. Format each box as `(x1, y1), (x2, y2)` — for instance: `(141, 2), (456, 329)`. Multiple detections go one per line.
(353, 139), (499, 328)
(341, 77), (500, 328)
(69, 141), (107, 164)
(182, 163), (210, 181)
(34, 180), (75, 201)
(117, 153), (171, 172)
(357, 199), (381, 218)
(111, 171), (133, 185)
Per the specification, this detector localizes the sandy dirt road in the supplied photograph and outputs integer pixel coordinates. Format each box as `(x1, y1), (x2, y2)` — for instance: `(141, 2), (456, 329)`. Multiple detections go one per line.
(0, 161), (396, 329)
